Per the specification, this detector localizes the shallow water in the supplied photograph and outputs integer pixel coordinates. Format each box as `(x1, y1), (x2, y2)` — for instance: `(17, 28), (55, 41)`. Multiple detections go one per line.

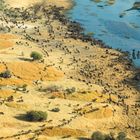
(66, 0), (140, 67)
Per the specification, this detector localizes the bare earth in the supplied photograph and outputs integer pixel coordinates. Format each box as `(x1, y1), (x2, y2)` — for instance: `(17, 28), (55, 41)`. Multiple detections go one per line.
(0, 0), (139, 140)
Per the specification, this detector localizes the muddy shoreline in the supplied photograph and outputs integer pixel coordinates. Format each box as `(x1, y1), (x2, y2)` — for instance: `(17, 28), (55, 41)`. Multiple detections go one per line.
(61, 5), (137, 71)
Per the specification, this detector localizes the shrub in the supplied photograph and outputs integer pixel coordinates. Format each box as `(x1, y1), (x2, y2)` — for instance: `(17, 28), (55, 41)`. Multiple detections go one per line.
(91, 131), (130, 140)
(22, 84), (28, 91)
(30, 51), (43, 61)
(0, 0), (5, 11)
(116, 132), (127, 140)
(65, 87), (76, 94)
(47, 85), (61, 92)
(40, 85), (62, 93)
(51, 108), (60, 112)
(104, 134), (115, 140)
(49, 96), (56, 99)
(0, 70), (12, 78)
(25, 111), (47, 122)
(91, 131), (105, 140)
(22, 84), (28, 88)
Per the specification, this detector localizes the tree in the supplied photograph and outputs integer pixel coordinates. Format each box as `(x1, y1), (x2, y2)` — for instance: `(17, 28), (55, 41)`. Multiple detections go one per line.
(116, 132), (127, 140)
(25, 111), (47, 122)
(0, 0), (5, 11)
(30, 51), (43, 61)
(91, 131), (105, 140)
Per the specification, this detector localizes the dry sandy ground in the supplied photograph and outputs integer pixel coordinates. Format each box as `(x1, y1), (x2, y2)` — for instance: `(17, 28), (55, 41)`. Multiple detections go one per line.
(6, 0), (72, 9)
(0, 0), (139, 140)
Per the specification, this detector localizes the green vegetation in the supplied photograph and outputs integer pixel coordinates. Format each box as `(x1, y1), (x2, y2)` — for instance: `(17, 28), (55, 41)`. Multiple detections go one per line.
(116, 132), (127, 140)
(39, 85), (76, 94)
(51, 108), (60, 112)
(65, 87), (76, 94)
(91, 131), (131, 140)
(0, 0), (5, 11)
(39, 85), (62, 93)
(30, 51), (43, 61)
(25, 111), (47, 122)
(0, 70), (12, 78)
(91, 131), (105, 140)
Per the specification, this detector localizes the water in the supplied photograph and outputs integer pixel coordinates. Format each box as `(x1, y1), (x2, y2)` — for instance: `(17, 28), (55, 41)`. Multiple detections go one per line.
(66, 0), (140, 67)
